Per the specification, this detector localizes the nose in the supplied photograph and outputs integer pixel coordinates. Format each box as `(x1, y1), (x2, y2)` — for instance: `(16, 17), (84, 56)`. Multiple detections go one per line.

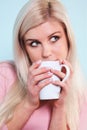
(42, 45), (52, 59)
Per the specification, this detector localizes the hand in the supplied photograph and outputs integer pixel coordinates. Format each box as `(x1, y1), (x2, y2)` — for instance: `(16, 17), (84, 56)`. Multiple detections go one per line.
(50, 60), (73, 109)
(26, 60), (53, 110)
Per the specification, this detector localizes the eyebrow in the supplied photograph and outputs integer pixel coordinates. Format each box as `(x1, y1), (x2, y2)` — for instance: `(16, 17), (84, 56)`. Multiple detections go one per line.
(48, 31), (61, 38)
(25, 31), (61, 43)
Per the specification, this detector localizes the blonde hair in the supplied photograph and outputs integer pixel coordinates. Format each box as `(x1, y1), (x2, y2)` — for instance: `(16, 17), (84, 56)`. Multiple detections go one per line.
(0, 0), (86, 129)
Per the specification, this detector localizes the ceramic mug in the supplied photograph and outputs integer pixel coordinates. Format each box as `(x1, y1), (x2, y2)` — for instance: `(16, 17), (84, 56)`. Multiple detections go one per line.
(39, 61), (70, 100)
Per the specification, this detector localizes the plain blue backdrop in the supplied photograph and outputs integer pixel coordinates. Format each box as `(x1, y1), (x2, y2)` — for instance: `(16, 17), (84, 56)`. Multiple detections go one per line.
(0, 0), (87, 77)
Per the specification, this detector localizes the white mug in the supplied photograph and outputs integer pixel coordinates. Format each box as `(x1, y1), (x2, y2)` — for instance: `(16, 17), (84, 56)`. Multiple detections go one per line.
(39, 61), (70, 100)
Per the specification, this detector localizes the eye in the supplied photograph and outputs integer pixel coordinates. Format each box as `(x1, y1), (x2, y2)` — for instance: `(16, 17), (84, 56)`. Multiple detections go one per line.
(50, 36), (60, 42)
(30, 40), (41, 47)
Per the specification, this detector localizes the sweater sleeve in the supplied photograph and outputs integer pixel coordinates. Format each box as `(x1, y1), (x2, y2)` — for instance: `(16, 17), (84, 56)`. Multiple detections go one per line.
(0, 61), (16, 103)
(1, 125), (8, 130)
(0, 62), (17, 130)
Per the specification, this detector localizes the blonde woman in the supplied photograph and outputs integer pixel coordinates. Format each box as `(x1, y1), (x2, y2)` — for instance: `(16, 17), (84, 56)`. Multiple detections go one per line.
(0, 0), (87, 130)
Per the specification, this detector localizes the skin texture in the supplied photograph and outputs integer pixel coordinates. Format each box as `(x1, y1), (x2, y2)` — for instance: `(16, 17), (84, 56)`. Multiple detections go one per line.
(7, 19), (73, 130)
(24, 19), (68, 62)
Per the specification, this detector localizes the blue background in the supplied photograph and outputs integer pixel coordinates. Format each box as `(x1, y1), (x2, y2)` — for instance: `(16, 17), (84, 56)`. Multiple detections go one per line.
(0, 0), (87, 77)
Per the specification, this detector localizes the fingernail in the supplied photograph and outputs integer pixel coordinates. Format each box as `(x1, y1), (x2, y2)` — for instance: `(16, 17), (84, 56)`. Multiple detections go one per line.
(62, 59), (66, 63)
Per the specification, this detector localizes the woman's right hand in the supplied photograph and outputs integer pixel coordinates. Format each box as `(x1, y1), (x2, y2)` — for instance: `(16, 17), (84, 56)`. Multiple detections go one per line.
(6, 60), (53, 130)
(6, 60), (52, 130)
(26, 60), (53, 110)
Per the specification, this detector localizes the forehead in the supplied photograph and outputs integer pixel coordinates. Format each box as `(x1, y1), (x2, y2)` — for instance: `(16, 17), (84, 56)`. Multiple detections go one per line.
(24, 19), (65, 39)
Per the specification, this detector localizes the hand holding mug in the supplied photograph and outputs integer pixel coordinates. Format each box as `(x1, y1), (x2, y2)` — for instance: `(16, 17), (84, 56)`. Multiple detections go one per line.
(39, 60), (70, 100)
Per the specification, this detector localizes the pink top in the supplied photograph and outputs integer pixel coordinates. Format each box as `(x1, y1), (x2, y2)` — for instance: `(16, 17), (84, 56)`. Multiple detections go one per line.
(0, 62), (87, 130)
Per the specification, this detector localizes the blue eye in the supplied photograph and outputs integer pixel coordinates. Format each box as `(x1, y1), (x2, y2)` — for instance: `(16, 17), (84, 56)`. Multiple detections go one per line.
(30, 40), (40, 47)
(50, 36), (59, 42)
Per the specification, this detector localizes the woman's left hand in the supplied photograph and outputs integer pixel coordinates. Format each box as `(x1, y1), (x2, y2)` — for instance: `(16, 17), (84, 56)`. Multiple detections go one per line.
(48, 60), (73, 130)
(50, 60), (73, 109)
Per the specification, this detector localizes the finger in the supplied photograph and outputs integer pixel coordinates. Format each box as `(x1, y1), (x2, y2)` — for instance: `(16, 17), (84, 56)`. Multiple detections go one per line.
(50, 69), (65, 79)
(31, 67), (51, 76)
(30, 60), (42, 70)
(29, 60), (42, 75)
(52, 80), (70, 95)
(52, 80), (66, 89)
(37, 78), (52, 91)
(32, 72), (53, 85)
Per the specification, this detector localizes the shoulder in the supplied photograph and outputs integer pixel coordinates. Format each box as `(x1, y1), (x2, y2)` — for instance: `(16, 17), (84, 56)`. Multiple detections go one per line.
(0, 61), (17, 82)
(0, 60), (15, 68)
(0, 61), (17, 102)
(0, 60), (16, 73)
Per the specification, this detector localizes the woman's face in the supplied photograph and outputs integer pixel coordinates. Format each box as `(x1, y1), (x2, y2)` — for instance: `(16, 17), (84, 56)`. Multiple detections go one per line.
(24, 19), (69, 63)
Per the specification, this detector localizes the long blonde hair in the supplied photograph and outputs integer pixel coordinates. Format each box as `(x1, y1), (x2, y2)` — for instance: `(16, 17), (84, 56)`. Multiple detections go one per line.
(0, 0), (86, 129)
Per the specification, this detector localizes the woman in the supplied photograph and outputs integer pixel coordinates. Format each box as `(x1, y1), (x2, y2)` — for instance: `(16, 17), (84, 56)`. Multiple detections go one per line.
(0, 0), (87, 130)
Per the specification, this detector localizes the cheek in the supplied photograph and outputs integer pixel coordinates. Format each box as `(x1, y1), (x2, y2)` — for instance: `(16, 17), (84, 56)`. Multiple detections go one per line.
(53, 43), (68, 58)
(53, 44), (62, 52)
(26, 48), (42, 62)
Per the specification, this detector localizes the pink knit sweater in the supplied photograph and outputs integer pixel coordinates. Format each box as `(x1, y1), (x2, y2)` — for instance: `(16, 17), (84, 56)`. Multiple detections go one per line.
(0, 62), (87, 130)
